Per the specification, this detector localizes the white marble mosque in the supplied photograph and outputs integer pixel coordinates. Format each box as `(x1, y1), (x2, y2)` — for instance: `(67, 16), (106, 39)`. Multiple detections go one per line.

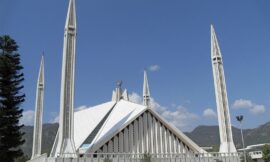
(27, 0), (240, 161)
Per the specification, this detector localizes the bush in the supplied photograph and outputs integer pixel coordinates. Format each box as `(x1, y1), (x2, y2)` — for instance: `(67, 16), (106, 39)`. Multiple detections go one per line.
(140, 153), (151, 162)
(262, 145), (270, 162)
(103, 158), (112, 162)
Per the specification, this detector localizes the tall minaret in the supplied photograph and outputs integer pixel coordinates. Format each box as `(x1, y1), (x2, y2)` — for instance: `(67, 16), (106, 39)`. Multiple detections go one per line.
(143, 70), (150, 107)
(58, 0), (77, 157)
(211, 25), (236, 153)
(31, 56), (45, 159)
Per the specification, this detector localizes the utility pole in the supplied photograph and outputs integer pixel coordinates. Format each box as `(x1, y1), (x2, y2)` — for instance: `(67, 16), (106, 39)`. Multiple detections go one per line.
(236, 115), (247, 162)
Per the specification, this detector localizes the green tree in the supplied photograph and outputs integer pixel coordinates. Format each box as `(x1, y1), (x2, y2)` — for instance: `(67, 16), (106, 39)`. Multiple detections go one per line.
(0, 35), (25, 162)
(262, 145), (270, 162)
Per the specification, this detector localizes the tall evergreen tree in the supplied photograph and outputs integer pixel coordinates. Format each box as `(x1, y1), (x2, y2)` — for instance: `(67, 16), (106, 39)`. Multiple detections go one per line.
(0, 35), (25, 162)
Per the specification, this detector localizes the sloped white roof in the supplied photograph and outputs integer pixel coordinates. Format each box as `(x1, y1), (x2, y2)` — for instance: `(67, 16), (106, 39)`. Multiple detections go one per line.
(69, 99), (205, 154)
(89, 100), (147, 150)
(74, 101), (116, 149)
(84, 100), (205, 153)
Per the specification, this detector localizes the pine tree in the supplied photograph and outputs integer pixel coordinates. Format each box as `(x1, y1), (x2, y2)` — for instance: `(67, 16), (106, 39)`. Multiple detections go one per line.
(0, 35), (25, 162)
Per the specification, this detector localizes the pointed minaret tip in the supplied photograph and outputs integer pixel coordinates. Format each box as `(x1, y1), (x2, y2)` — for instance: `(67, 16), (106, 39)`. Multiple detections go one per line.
(38, 55), (45, 85)
(211, 24), (216, 38)
(210, 24), (214, 30)
(41, 54), (44, 64)
(65, 0), (76, 29)
(143, 70), (150, 96)
(211, 24), (222, 58)
(143, 70), (151, 107)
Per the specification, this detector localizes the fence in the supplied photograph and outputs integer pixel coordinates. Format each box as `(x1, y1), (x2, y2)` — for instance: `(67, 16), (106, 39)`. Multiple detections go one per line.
(29, 153), (240, 162)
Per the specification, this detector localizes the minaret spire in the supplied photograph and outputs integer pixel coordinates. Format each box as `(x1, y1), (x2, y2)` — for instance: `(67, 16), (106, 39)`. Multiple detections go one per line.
(58, 0), (77, 157)
(143, 70), (151, 107)
(211, 25), (236, 153)
(31, 56), (45, 159)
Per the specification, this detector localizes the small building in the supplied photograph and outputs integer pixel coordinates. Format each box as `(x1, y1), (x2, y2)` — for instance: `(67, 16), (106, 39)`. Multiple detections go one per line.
(238, 143), (270, 162)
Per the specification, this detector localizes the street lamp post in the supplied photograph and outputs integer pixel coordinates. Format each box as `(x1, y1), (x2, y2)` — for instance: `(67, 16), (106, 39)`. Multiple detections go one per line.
(236, 115), (247, 162)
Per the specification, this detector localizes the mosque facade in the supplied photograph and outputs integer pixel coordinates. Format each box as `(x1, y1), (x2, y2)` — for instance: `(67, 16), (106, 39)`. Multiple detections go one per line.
(27, 0), (239, 161)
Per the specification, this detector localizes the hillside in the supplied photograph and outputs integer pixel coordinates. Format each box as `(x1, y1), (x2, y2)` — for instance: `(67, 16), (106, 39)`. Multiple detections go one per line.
(185, 122), (270, 148)
(21, 123), (58, 157)
(21, 122), (270, 157)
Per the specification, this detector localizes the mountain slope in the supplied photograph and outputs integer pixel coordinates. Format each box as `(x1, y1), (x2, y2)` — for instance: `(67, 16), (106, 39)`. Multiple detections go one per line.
(21, 122), (270, 157)
(185, 122), (270, 148)
(21, 123), (58, 157)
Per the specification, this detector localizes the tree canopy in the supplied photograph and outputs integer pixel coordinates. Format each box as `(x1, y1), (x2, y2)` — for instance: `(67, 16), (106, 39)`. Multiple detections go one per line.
(0, 35), (25, 162)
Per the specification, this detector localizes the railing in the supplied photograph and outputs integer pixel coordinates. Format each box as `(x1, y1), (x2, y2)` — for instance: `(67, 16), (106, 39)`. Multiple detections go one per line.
(29, 153), (240, 162)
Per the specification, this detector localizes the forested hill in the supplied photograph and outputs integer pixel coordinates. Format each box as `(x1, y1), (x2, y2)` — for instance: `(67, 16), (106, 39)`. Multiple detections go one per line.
(185, 122), (270, 148)
(21, 122), (270, 157)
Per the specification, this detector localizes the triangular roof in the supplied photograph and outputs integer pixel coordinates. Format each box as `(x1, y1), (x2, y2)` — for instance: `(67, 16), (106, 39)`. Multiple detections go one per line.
(75, 100), (205, 153)
(51, 99), (205, 156)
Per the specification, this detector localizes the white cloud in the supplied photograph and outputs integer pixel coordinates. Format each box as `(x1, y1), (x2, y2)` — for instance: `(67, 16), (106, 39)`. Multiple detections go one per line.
(250, 105), (265, 115)
(203, 108), (217, 119)
(21, 110), (35, 125)
(160, 105), (198, 130)
(129, 92), (143, 104)
(148, 65), (160, 72)
(232, 99), (266, 115)
(130, 92), (198, 131)
(232, 99), (253, 109)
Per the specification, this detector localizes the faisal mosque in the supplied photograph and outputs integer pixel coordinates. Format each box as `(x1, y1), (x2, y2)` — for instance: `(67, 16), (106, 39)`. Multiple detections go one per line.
(28, 0), (240, 161)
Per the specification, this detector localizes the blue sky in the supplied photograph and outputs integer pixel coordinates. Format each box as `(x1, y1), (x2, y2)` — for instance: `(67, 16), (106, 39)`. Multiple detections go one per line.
(1, 0), (270, 131)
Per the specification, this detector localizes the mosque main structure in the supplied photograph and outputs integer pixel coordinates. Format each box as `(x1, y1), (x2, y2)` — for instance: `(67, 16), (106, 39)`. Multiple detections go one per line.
(28, 0), (239, 161)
